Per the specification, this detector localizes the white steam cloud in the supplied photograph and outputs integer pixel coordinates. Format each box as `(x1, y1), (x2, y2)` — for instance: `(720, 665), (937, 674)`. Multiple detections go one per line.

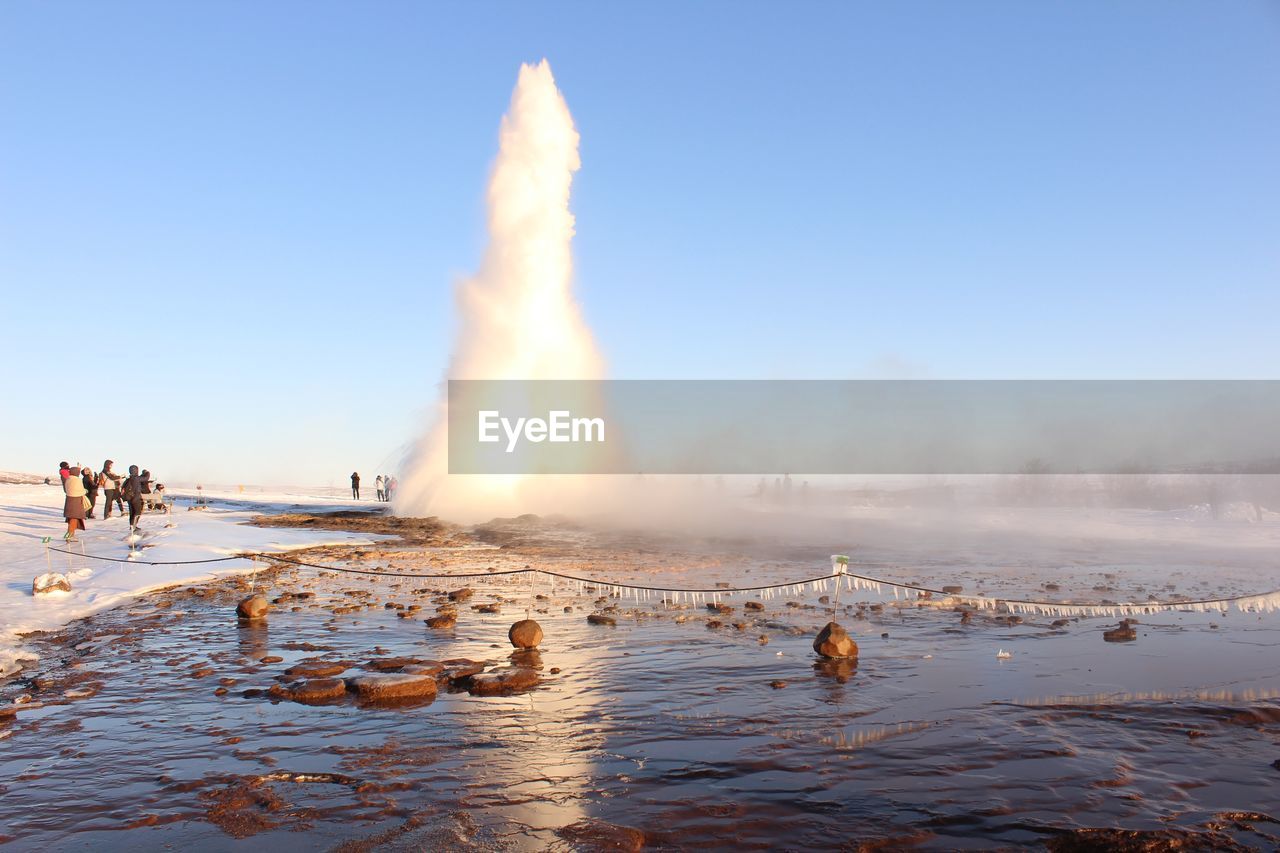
(395, 60), (606, 521)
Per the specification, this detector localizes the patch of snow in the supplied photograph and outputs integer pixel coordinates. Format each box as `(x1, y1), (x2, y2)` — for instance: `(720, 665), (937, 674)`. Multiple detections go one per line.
(0, 483), (389, 678)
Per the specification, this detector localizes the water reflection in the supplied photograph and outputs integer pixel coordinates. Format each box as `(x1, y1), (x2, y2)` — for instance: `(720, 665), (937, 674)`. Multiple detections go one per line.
(813, 657), (858, 684)
(3, 525), (1280, 850)
(236, 621), (270, 661)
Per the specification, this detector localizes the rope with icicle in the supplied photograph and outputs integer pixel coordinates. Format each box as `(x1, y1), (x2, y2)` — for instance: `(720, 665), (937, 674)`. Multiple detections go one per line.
(47, 546), (1280, 618)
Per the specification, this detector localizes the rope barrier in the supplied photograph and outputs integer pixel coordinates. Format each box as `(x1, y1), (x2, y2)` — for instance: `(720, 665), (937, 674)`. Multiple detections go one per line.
(46, 546), (242, 566)
(41, 543), (1280, 616)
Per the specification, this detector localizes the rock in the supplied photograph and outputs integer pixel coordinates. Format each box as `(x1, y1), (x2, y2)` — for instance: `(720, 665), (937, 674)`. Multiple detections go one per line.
(706, 619), (724, 629)
(812, 622), (858, 659)
(960, 611), (973, 624)
(259, 655), (284, 664)
(557, 820), (646, 852)
(448, 588), (474, 602)
(474, 602), (501, 614)
(508, 619), (543, 649)
(587, 613), (616, 626)
(1103, 625), (1137, 642)
(942, 585), (963, 595)
(1052, 619), (1069, 628)
(284, 660), (347, 679)
(706, 603), (732, 614)
(744, 601), (764, 611)
(1044, 583), (1061, 591)
(366, 656), (424, 672)
(32, 573), (72, 595)
(345, 673), (438, 704)
(269, 678), (347, 705)
(236, 595), (269, 620)
(468, 667), (540, 696)
(441, 659), (487, 683)
(401, 661), (445, 678)
(769, 680), (788, 689)
(424, 613), (457, 629)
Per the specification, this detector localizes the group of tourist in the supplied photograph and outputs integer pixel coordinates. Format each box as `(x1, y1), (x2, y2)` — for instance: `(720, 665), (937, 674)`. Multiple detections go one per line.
(58, 460), (161, 541)
(350, 471), (398, 502)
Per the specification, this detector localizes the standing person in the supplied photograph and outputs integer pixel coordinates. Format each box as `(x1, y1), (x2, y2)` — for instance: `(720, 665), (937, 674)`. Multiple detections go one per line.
(350, 472), (361, 500)
(82, 466), (99, 519)
(122, 465), (144, 530)
(62, 465), (89, 541)
(140, 469), (153, 496)
(384, 474), (392, 502)
(375, 474), (385, 502)
(59, 461), (71, 482)
(99, 460), (121, 518)
(387, 476), (397, 502)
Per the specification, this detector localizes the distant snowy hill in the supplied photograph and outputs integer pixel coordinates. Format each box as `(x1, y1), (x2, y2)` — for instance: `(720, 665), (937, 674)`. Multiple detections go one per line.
(0, 471), (47, 485)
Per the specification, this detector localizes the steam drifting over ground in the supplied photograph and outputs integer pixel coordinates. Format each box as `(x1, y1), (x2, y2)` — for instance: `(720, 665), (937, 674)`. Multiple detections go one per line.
(395, 60), (606, 522)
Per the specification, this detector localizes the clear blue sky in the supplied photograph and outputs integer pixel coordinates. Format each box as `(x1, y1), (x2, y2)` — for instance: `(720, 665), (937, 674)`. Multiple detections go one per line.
(2, 1), (1277, 485)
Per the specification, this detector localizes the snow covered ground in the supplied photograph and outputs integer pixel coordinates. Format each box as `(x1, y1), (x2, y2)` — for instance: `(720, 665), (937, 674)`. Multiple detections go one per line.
(0, 483), (388, 677)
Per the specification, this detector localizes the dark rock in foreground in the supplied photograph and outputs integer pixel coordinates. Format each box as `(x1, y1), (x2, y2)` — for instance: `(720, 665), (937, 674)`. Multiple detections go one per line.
(813, 622), (858, 659)
(468, 667), (539, 696)
(345, 673), (438, 704)
(236, 595), (269, 620)
(269, 678), (346, 705)
(508, 619), (543, 649)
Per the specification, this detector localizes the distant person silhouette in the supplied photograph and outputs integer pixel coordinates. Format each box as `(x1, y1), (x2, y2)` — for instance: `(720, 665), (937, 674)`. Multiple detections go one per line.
(351, 471), (361, 500)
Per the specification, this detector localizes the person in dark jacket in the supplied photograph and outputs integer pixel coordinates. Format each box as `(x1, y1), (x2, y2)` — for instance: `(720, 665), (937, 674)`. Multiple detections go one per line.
(82, 466), (99, 519)
(140, 470), (153, 494)
(122, 465), (145, 529)
(351, 471), (361, 500)
(99, 460), (122, 518)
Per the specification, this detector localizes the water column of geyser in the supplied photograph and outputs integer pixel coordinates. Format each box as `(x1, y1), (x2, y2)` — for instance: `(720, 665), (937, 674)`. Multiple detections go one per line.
(395, 60), (606, 522)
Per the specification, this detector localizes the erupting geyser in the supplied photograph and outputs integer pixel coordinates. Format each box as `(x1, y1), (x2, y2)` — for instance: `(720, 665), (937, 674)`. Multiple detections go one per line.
(395, 60), (605, 520)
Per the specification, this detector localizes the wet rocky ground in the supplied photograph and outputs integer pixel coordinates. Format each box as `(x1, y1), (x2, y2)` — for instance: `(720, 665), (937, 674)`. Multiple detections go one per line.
(2, 511), (1279, 850)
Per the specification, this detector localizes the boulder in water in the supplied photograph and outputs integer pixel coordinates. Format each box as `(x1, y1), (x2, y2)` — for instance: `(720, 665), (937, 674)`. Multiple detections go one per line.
(1103, 624), (1137, 642)
(283, 660), (347, 679)
(424, 612), (457, 629)
(587, 613), (616, 626)
(366, 656), (424, 672)
(345, 673), (438, 704)
(813, 622), (858, 659)
(468, 667), (539, 696)
(508, 619), (543, 649)
(269, 678), (346, 705)
(441, 659), (487, 683)
(236, 595), (269, 620)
